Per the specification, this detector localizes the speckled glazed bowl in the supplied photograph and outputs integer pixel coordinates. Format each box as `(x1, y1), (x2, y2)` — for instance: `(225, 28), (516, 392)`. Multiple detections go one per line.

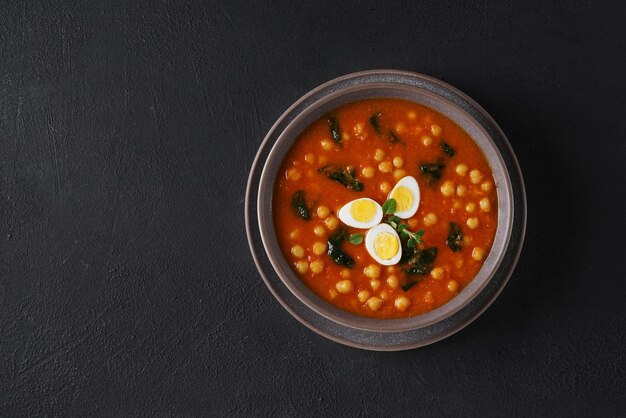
(246, 70), (525, 350)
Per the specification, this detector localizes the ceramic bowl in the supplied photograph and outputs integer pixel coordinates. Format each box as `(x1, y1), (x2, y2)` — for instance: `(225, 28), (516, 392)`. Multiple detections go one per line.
(246, 70), (525, 350)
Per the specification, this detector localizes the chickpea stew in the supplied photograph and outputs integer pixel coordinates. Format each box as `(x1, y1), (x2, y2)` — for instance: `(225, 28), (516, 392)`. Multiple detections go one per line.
(273, 99), (497, 319)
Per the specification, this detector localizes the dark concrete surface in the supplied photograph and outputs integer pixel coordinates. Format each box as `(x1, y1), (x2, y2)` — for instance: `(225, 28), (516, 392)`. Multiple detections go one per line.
(1, 0), (625, 416)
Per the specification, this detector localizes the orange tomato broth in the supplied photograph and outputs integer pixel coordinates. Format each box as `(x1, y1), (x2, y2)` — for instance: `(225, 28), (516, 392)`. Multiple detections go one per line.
(273, 98), (497, 319)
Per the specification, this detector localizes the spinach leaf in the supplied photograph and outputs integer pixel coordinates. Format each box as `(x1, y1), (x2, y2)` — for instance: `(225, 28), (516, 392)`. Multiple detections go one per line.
(327, 116), (342, 144)
(446, 222), (463, 252)
(291, 190), (310, 221)
(328, 245), (355, 268)
(441, 142), (455, 157)
(327, 228), (355, 268)
(419, 158), (445, 185)
(369, 113), (402, 143)
(405, 247), (438, 275)
(388, 129), (401, 143)
(402, 280), (421, 292)
(369, 112), (382, 134)
(328, 228), (347, 247)
(318, 165), (364, 191)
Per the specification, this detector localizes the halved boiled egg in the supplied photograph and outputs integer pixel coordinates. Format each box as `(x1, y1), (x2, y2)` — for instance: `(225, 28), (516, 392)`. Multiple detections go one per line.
(388, 176), (420, 219)
(365, 223), (402, 266)
(337, 198), (383, 229)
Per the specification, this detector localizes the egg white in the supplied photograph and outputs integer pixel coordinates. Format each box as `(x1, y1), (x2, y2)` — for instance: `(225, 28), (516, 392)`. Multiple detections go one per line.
(365, 223), (402, 266)
(337, 198), (383, 229)
(388, 176), (420, 219)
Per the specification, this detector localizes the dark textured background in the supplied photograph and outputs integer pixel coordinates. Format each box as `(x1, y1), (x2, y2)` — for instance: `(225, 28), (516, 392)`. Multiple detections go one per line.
(1, 0), (625, 416)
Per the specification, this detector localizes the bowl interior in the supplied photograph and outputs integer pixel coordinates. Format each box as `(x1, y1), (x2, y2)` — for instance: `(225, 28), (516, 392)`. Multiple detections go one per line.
(257, 82), (513, 333)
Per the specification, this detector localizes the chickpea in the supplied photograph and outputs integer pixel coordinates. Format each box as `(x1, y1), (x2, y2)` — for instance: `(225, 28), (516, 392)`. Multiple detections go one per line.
(380, 181), (391, 193)
(393, 169), (407, 180)
(291, 245), (304, 258)
(408, 219), (418, 228)
(430, 125), (442, 137)
(354, 123), (364, 135)
(455, 164), (468, 176)
(479, 197), (491, 212)
(304, 153), (316, 164)
(472, 247), (486, 261)
(310, 260), (324, 274)
(393, 156), (404, 168)
(481, 181), (493, 192)
(470, 169), (483, 184)
(328, 289), (338, 299)
(395, 296), (411, 311)
(386, 275), (399, 289)
(366, 297), (383, 311)
(295, 261), (308, 274)
(423, 213), (438, 226)
(374, 148), (385, 161)
(336, 280), (353, 294)
(321, 139), (334, 151)
(447, 280), (459, 292)
(289, 229), (299, 239)
(431, 267), (444, 280)
(316, 205), (330, 219)
(395, 123), (406, 134)
(467, 217), (480, 229)
(358, 290), (370, 303)
(362, 166), (375, 178)
(456, 184), (467, 197)
(441, 181), (455, 197)
(313, 225), (325, 237)
(340, 268), (350, 278)
(312, 241), (327, 256)
(370, 280), (381, 291)
(364, 264), (381, 279)
(286, 168), (301, 181)
(325, 216), (339, 230)
(379, 161), (393, 173)
(342, 132), (350, 142)
(466, 202), (476, 212)
(422, 135), (433, 146)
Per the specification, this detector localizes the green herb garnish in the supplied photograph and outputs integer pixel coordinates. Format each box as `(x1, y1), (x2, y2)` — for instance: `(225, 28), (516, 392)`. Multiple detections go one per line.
(446, 222), (463, 252)
(349, 233), (363, 245)
(318, 165), (364, 191)
(291, 190), (310, 221)
(398, 225), (425, 249)
(441, 142), (455, 157)
(382, 202), (425, 249)
(382, 198), (396, 215)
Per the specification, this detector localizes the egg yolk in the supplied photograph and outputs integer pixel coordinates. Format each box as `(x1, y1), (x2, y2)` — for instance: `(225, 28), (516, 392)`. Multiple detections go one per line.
(374, 232), (399, 260)
(350, 199), (377, 222)
(390, 186), (413, 212)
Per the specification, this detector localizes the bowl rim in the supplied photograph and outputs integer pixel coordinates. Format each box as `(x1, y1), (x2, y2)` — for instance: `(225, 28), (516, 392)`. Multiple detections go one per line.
(245, 69), (526, 350)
